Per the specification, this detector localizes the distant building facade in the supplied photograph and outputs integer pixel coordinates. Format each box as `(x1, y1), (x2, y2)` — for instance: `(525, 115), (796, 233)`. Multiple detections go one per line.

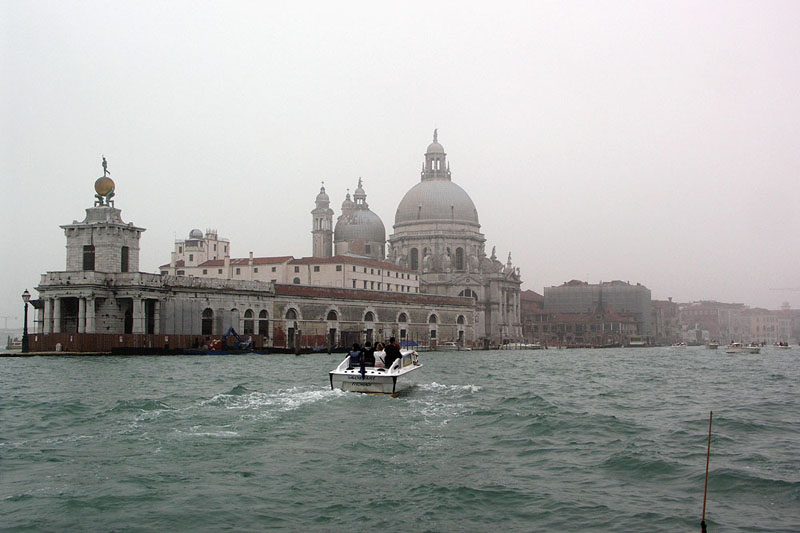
(544, 280), (652, 337)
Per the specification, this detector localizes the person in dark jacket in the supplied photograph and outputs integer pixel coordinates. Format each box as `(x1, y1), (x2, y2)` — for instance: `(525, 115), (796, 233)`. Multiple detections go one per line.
(383, 337), (402, 370)
(348, 343), (361, 369)
(361, 341), (376, 367)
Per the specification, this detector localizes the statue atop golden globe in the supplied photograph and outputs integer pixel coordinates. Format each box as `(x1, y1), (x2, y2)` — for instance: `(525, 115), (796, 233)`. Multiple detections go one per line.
(94, 156), (116, 207)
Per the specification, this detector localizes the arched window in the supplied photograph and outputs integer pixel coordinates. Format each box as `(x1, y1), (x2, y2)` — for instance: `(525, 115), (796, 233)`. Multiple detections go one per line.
(456, 247), (465, 271)
(243, 309), (254, 335)
(327, 310), (338, 321)
(457, 315), (465, 325)
(258, 310), (269, 337)
(398, 313), (408, 323)
(364, 311), (375, 322)
(459, 288), (478, 300)
(410, 248), (419, 271)
(202, 308), (214, 335)
(428, 314), (438, 324)
(285, 308), (297, 320)
(293, 277), (301, 284)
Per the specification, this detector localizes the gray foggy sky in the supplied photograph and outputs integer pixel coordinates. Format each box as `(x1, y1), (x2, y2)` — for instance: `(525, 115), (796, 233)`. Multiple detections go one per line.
(2, 1), (799, 327)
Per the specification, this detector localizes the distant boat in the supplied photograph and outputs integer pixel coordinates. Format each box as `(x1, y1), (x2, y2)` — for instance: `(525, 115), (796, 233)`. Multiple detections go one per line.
(725, 342), (760, 354)
(706, 341), (719, 350)
(671, 342), (688, 348)
(5, 337), (22, 350)
(627, 336), (648, 347)
(435, 341), (460, 351)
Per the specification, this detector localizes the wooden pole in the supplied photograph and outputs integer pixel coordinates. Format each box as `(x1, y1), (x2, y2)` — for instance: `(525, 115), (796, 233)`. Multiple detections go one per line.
(701, 410), (713, 532)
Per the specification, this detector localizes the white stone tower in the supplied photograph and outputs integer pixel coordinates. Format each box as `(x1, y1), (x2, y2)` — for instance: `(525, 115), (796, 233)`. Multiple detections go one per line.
(62, 163), (145, 273)
(311, 183), (333, 258)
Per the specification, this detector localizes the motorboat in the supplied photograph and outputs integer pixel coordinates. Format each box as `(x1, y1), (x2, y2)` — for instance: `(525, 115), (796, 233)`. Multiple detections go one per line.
(671, 342), (688, 348)
(706, 341), (719, 350)
(627, 336), (648, 347)
(329, 349), (421, 395)
(434, 341), (471, 352)
(725, 342), (760, 354)
(774, 342), (791, 349)
(435, 342), (460, 351)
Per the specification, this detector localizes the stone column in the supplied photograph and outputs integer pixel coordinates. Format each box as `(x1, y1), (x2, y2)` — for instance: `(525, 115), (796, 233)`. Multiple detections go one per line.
(78, 297), (86, 333)
(52, 297), (61, 333)
(85, 297), (96, 334)
(153, 300), (161, 335)
(132, 298), (144, 334)
(43, 298), (51, 334)
(35, 306), (43, 334)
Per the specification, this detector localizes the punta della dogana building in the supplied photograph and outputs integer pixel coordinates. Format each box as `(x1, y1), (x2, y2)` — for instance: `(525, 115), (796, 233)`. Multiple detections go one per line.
(28, 163), (475, 353)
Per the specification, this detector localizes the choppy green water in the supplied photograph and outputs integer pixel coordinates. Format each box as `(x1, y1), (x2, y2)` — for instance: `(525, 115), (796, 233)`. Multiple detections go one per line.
(1, 347), (798, 532)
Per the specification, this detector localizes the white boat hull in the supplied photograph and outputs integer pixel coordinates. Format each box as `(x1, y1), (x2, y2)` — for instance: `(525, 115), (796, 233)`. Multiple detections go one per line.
(329, 350), (422, 395)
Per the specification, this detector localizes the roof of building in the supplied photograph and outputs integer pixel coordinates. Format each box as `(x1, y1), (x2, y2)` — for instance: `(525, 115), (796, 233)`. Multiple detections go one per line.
(520, 289), (543, 302)
(197, 256), (294, 267)
(290, 255), (414, 273)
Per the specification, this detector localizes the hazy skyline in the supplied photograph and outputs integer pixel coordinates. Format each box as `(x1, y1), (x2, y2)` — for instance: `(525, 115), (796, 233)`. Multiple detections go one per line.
(2, 1), (799, 327)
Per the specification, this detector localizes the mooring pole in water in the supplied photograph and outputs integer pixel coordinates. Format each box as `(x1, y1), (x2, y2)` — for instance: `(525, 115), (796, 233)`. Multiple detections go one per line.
(701, 410), (713, 532)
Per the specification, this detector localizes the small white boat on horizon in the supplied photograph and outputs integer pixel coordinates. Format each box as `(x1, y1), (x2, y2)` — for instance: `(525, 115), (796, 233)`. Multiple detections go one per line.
(329, 349), (422, 395)
(725, 342), (760, 354)
(433, 341), (471, 352)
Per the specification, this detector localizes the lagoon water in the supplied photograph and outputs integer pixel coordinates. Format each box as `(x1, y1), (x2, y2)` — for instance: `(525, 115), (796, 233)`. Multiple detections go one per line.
(1, 347), (798, 532)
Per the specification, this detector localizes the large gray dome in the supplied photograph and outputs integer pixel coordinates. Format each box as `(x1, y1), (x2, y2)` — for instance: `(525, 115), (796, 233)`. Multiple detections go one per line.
(394, 179), (480, 227)
(335, 209), (386, 243)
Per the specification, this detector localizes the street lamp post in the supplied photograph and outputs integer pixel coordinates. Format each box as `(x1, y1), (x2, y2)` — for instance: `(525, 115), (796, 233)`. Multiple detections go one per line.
(21, 289), (31, 353)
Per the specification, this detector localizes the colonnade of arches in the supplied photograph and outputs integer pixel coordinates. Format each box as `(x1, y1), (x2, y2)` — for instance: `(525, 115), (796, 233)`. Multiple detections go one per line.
(198, 306), (468, 346)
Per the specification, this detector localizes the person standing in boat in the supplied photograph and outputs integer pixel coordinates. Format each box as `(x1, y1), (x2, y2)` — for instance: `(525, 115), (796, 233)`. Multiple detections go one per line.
(348, 343), (361, 369)
(383, 337), (402, 370)
(361, 341), (376, 367)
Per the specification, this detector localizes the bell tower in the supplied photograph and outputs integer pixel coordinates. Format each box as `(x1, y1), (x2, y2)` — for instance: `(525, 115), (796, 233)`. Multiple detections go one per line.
(311, 183), (333, 258)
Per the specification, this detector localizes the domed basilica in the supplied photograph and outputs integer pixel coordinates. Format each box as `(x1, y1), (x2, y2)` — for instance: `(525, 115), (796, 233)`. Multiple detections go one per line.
(312, 131), (522, 345)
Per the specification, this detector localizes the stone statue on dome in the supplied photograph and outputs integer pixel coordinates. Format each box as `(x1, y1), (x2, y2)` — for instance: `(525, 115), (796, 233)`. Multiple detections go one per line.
(422, 250), (433, 273)
(441, 250), (452, 273)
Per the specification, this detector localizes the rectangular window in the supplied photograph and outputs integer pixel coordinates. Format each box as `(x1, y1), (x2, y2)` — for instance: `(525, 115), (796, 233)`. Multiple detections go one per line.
(254, 267), (258, 273)
(294, 266), (300, 273)
(371, 269), (374, 274)
(378, 283), (381, 290)
(160, 271), (167, 276)
(365, 244), (371, 254)
(336, 265), (342, 271)
(218, 269), (223, 274)
(236, 267), (241, 275)
(363, 281), (367, 289)
(214, 244), (217, 251)
(352, 280), (357, 288)
(121, 246), (129, 272)
(189, 253), (193, 262)
(272, 266), (277, 272)
(314, 266), (320, 272)
(177, 270), (185, 275)
(179, 246), (183, 253)
(202, 269), (208, 275)
(352, 266), (356, 272)
(83, 245), (95, 271)
(370, 281), (374, 289)
(364, 267), (367, 273)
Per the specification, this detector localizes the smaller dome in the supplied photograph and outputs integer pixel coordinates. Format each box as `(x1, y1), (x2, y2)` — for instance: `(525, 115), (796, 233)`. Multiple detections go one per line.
(341, 192), (354, 210)
(316, 186), (330, 203)
(426, 141), (445, 154)
(189, 228), (203, 239)
(94, 176), (115, 196)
